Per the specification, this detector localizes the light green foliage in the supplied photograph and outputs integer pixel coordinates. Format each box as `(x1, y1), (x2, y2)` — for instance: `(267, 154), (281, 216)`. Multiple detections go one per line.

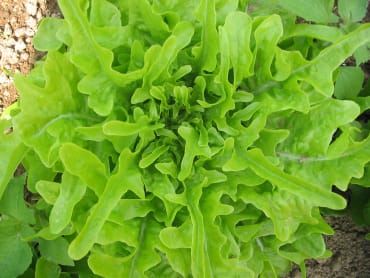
(0, 220), (33, 278)
(0, 176), (34, 278)
(0, 105), (28, 198)
(38, 237), (75, 266)
(277, 0), (338, 23)
(0, 175), (35, 224)
(1, 0), (370, 277)
(338, 0), (368, 23)
(35, 257), (61, 278)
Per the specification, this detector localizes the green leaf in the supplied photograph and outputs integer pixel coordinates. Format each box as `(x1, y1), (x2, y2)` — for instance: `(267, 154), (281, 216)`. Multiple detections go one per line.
(295, 23), (370, 97)
(57, 0), (146, 115)
(0, 114), (28, 200)
(160, 219), (193, 249)
(121, 219), (163, 277)
(277, 0), (338, 23)
(139, 145), (169, 168)
(57, 0), (117, 76)
(253, 14), (283, 83)
(68, 149), (142, 260)
(253, 129), (290, 157)
(103, 119), (164, 137)
(22, 151), (56, 193)
(334, 66), (365, 100)
(279, 232), (327, 264)
(35, 257), (61, 278)
(90, 0), (121, 27)
(131, 21), (194, 104)
(109, 199), (153, 223)
(35, 180), (60, 205)
(97, 219), (141, 247)
(347, 185), (370, 226)
(353, 43), (370, 65)
(89, 218), (163, 278)
(283, 24), (344, 42)
(59, 143), (107, 196)
(178, 124), (212, 181)
(223, 11), (253, 85)
(193, 0), (219, 72)
(238, 148), (346, 209)
(87, 252), (125, 277)
(33, 18), (64, 51)
(13, 51), (82, 167)
(278, 99), (370, 190)
(286, 135), (370, 190)
(127, 0), (170, 43)
(0, 220), (33, 278)
(0, 174), (35, 224)
(49, 172), (86, 234)
(185, 177), (217, 276)
(338, 0), (368, 22)
(38, 237), (74, 266)
(239, 187), (317, 241)
(142, 171), (180, 225)
(279, 98), (360, 156)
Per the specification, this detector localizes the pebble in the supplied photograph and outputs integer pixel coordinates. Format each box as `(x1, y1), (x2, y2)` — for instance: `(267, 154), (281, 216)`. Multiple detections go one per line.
(4, 38), (16, 47)
(0, 73), (10, 84)
(14, 40), (26, 52)
(1, 48), (19, 65)
(14, 27), (27, 38)
(20, 52), (29, 61)
(10, 17), (17, 25)
(25, 1), (38, 16)
(9, 55), (19, 65)
(26, 29), (35, 37)
(3, 24), (12, 36)
(25, 17), (37, 32)
(36, 10), (43, 20)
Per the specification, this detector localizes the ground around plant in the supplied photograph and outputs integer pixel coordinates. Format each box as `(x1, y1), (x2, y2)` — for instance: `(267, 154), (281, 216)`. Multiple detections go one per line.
(1, 1), (370, 277)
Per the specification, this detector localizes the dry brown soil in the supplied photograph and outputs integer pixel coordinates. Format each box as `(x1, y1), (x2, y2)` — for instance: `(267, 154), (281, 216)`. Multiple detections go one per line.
(1, 1), (370, 277)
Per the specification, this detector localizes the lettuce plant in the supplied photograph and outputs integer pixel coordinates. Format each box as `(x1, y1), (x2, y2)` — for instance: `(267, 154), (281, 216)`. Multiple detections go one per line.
(1, 0), (370, 277)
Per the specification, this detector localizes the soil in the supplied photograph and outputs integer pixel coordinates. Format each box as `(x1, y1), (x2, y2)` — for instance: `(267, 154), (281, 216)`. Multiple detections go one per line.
(1, 1), (370, 277)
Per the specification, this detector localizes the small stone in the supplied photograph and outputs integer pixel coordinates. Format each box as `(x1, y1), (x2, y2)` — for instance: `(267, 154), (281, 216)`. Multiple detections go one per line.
(5, 38), (16, 47)
(14, 40), (26, 52)
(314, 258), (327, 265)
(331, 255), (342, 272)
(9, 58), (19, 65)
(14, 27), (27, 38)
(26, 17), (37, 31)
(3, 24), (12, 36)
(7, 52), (19, 64)
(20, 52), (29, 61)
(0, 73), (10, 84)
(10, 17), (17, 25)
(36, 10), (43, 20)
(25, 1), (38, 16)
(26, 27), (36, 37)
